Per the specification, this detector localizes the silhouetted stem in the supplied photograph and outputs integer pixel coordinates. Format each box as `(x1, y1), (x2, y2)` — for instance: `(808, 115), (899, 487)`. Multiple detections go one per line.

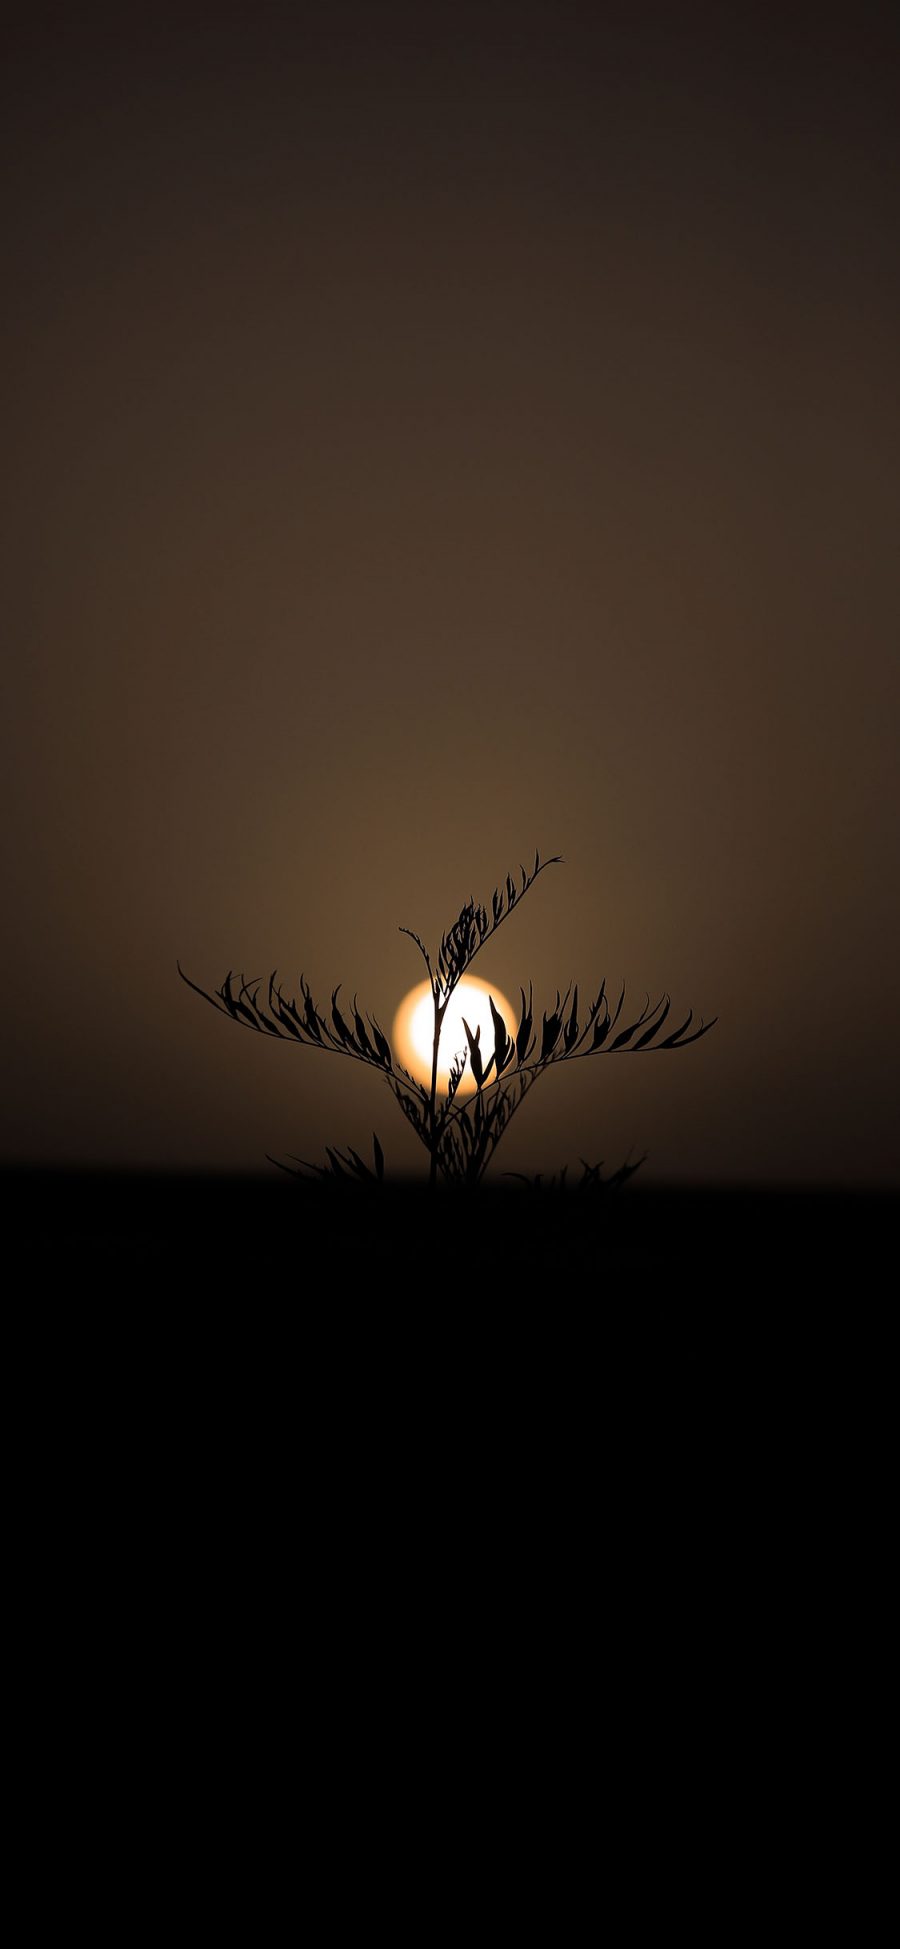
(428, 993), (443, 1188)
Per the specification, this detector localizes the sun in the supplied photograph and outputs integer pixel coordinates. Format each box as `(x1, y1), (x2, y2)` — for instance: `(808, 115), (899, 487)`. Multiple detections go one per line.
(392, 975), (518, 1095)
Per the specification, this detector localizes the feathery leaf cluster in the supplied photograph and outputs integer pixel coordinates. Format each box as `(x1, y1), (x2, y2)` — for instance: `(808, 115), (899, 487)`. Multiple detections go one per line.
(179, 850), (715, 1186)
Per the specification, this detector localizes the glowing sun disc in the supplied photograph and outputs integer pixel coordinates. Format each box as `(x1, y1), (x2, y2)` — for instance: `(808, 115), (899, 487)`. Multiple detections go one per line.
(393, 976), (518, 1096)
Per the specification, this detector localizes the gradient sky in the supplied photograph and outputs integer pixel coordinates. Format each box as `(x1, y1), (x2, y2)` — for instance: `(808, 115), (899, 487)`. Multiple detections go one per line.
(3, 2), (898, 1186)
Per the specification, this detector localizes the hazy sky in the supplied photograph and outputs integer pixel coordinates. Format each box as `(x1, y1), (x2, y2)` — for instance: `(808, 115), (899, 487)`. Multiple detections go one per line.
(3, 2), (898, 1185)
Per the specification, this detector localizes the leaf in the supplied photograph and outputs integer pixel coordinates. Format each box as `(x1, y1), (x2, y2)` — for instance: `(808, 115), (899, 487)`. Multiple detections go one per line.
(606, 1154), (647, 1189)
(592, 982), (626, 1044)
(463, 1017), (484, 1088)
(516, 984), (534, 1063)
(634, 995), (671, 1050)
(489, 995), (512, 1075)
(273, 1002), (303, 1040)
(218, 971), (239, 1018)
(352, 996), (374, 1059)
(659, 1009), (693, 1046)
(266, 1152), (301, 1177)
(662, 1014), (717, 1048)
(586, 979), (607, 1023)
(233, 993), (265, 1030)
(269, 975), (303, 1039)
(330, 986), (354, 1049)
(370, 1020), (393, 1068)
(608, 982), (626, 1035)
(301, 981), (324, 1041)
(540, 1000), (563, 1060)
(564, 984), (580, 1053)
(611, 995), (653, 1050)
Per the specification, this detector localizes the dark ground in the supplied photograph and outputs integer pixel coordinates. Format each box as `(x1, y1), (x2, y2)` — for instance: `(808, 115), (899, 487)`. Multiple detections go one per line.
(7, 1166), (892, 1737)
(9, 1165), (894, 1300)
(12, 1165), (894, 1469)
(7, 1164), (890, 1924)
(10, 1163), (894, 1473)
(10, 1163), (893, 1536)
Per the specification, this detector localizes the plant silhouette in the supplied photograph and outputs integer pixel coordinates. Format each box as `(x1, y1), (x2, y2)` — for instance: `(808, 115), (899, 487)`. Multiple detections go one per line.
(179, 850), (715, 1188)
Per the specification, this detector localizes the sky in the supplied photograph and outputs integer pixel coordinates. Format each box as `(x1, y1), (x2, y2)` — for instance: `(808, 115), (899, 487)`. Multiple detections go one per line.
(3, 1), (898, 1187)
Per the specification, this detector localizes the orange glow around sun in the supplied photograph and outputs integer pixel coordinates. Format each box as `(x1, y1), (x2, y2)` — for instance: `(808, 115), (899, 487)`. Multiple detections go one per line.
(392, 976), (518, 1095)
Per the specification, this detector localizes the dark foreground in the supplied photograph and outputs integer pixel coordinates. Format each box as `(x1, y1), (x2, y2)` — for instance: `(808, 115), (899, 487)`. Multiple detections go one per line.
(7, 1168), (893, 1681)
(8, 1166), (894, 1294)
(10, 1167), (895, 1469)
